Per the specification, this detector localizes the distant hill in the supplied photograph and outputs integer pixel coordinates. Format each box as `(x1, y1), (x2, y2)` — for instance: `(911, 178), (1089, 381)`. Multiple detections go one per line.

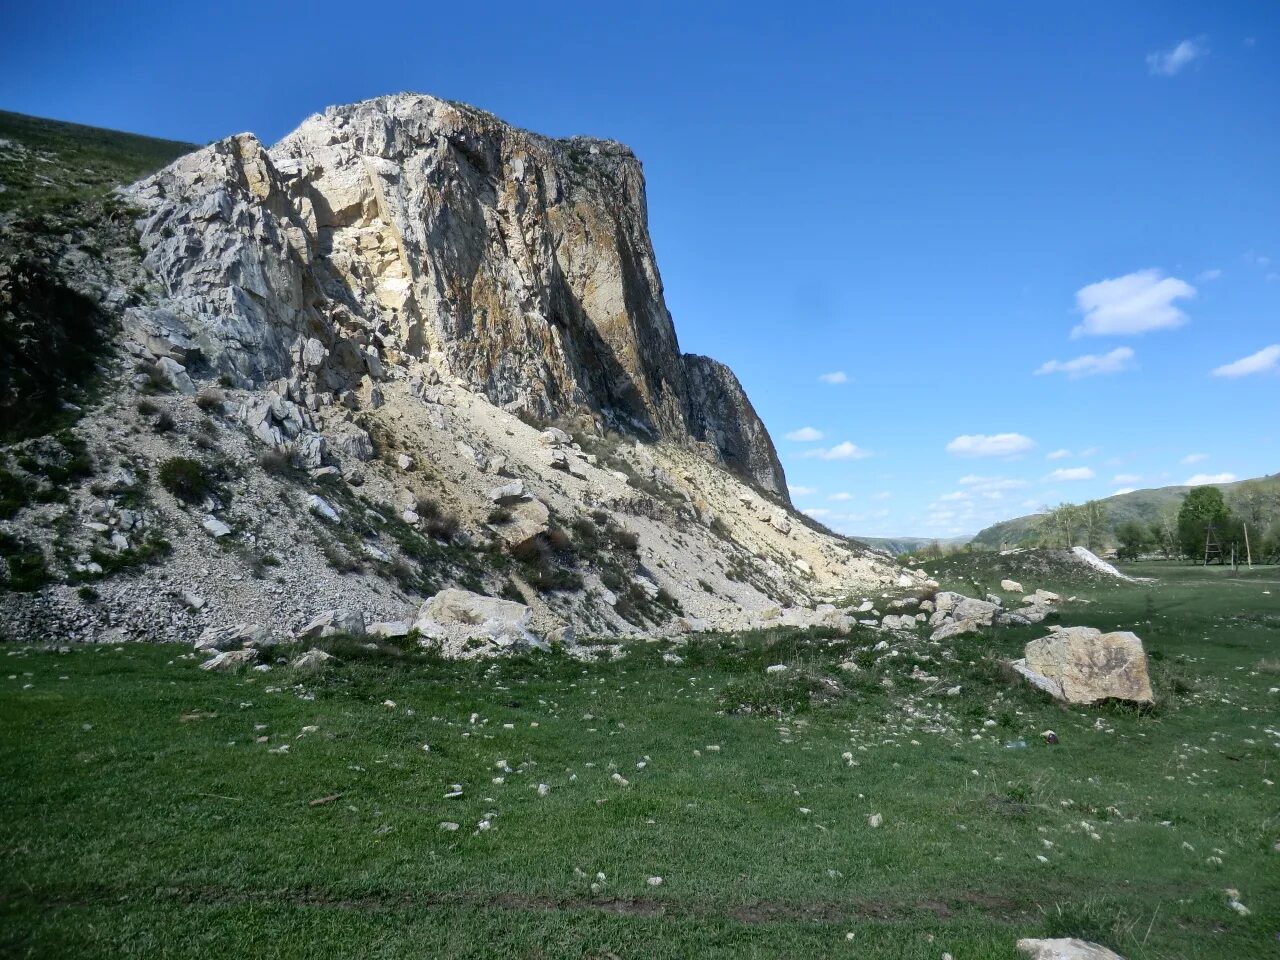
(854, 535), (971, 556)
(0, 109), (196, 214)
(971, 474), (1280, 549)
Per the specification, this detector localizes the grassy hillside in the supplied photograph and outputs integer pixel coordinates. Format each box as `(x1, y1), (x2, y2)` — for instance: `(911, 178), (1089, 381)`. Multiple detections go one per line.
(0, 109), (195, 214)
(972, 474), (1280, 549)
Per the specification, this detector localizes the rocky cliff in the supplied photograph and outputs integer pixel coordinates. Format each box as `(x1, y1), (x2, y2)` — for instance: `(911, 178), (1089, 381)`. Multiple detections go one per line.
(126, 94), (788, 498)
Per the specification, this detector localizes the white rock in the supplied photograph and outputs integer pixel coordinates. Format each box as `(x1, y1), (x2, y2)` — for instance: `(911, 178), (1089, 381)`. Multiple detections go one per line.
(306, 494), (340, 523)
(202, 516), (232, 539)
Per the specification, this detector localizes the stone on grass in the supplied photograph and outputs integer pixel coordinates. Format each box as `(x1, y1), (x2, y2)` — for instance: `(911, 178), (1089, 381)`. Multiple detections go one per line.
(1011, 626), (1154, 705)
(297, 609), (365, 640)
(291, 648), (336, 672)
(1001, 579), (1024, 593)
(1016, 938), (1126, 960)
(200, 648), (259, 672)
(930, 618), (982, 642)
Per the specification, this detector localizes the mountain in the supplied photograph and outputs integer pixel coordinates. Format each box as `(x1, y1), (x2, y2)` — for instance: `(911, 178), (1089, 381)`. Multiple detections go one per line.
(854, 535), (972, 556)
(971, 474), (1280, 549)
(0, 98), (914, 649)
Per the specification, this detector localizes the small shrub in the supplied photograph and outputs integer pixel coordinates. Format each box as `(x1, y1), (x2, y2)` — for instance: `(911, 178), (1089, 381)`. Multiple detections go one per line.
(157, 457), (214, 504)
(0, 466), (36, 519)
(77, 585), (99, 602)
(152, 410), (176, 433)
(194, 387), (224, 413)
(136, 398), (160, 416)
(415, 495), (441, 519)
(425, 513), (460, 543)
(257, 449), (291, 475)
(487, 507), (512, 525)
(321, 539), (360, 574)
(0, 532), (53, 592)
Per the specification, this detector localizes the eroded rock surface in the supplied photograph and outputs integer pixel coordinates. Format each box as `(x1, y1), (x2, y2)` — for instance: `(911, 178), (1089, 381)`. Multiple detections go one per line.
(127, 94), (787, 497)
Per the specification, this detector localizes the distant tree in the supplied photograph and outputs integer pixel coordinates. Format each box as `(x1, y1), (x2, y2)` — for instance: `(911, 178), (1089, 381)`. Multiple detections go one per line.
(1148, 505), (1179, 560)
(1177, 486), (1232, 561)
(1038, 502), (1086, 549)
(1081, 500), (1108, 552)
(1230, 480), (1280, 537)
(1115, 521), (1149, 561)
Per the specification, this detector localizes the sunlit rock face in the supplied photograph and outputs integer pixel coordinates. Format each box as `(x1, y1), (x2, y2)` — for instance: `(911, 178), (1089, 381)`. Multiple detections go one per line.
(128, 94), (787, 498)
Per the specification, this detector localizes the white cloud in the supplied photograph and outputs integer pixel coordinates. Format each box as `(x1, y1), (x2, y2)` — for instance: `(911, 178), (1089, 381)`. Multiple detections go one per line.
(1211, 344), (1280, 378)
(1072, 269), (1194, 337)
(1196, 268), (1222, 282)
(1146, 37), (1208, 76)
(1035, 346), (1135, 378)
(802, 507), (832, 518)
(1047, 467), (1096, 481)
(1046, 449), (1072, 460)
(1113, 473), (1142, 484)
(937, 491), (971, 502)
(946, 433), (1034, 457)
(818, 371), (848, 384)
(784, 426), (824, 442)
(788, 485), (816, 498)
(802, 441), (872, 461)
(827, 492), (854, 501)
(1180, 453), (1208, 464)
(1079, 447), (1099, 457)
(871, 491), (891, 500)
(1186, 472), (1236, 485)
(1113, 487), (1137, 496)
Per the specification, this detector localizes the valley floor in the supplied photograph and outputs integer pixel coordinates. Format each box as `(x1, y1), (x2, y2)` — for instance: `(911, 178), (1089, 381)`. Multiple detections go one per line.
(2, 562), (1277, 958)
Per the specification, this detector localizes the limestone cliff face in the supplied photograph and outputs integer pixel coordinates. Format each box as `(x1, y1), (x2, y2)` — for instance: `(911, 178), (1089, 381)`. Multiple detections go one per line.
(127, 94), (787, 499)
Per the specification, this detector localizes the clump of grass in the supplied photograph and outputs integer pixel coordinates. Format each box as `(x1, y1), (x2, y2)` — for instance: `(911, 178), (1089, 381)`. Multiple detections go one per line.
(0, 531), (54, 592)
(152, 410), (176, 433)
(194, 387), (224, 413)
(157, 457), (215, 505)
(487, 507), (512, 525)
(135, 398), (160, 416)
(257, 449), (292, 475)
(509, 529), (581, 593)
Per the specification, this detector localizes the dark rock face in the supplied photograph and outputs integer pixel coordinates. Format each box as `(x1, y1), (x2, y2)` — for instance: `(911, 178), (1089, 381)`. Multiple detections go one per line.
(127, 94), (788, 501)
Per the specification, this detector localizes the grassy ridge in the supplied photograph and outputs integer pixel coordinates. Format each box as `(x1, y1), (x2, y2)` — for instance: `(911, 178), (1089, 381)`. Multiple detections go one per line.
(0, 109), (195, 214)
(2, 562), (1278, 957)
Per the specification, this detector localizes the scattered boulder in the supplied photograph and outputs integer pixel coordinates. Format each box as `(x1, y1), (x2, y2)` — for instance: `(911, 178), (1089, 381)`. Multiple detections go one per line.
(195, 623), (265, 651)
(367, 620), (412, 638)
(414, 588), (544, 657)
(488, 480), (526, 504)
(1016, 938), (1126, 960)
(297, 609), (365, 639)
(199, 648), (259, 672)
(202, 516), (232, 539)
(1000, 578), (1024, 593)
(306, 494), (341, 523)
(952, 597), (999, 626)
(1011, 626), (1154, 705)
(291, 648), (337, 673)
(930, 618), (983, 642)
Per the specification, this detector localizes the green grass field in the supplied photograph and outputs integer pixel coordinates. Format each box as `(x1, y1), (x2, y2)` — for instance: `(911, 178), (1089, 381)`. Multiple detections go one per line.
(2, 562), (1277, 958)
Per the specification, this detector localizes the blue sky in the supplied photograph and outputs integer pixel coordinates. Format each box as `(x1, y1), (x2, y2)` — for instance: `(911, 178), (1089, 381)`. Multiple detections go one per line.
(4, 2), (1277, 537)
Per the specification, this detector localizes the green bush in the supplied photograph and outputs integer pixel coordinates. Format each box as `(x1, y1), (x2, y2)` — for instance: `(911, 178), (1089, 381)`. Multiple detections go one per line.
(0, 532), (53, 592)
(157, 457), (214, 504)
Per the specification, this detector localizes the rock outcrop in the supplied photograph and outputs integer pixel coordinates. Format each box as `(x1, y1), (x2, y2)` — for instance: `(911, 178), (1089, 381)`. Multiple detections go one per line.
(126, 94), (788, 498)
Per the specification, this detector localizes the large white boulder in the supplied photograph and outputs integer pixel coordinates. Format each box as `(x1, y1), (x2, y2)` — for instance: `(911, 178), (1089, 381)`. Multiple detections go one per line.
(1016, 938), (1126, 960)
(414, 588), (545, 658)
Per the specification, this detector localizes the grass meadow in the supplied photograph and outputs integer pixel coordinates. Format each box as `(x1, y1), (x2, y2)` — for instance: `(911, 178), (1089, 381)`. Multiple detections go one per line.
(2, 561), (1277, 958)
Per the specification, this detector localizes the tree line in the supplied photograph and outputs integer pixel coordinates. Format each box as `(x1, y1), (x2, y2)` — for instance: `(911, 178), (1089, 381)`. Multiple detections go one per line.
(1033, 479), (1280, 563)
